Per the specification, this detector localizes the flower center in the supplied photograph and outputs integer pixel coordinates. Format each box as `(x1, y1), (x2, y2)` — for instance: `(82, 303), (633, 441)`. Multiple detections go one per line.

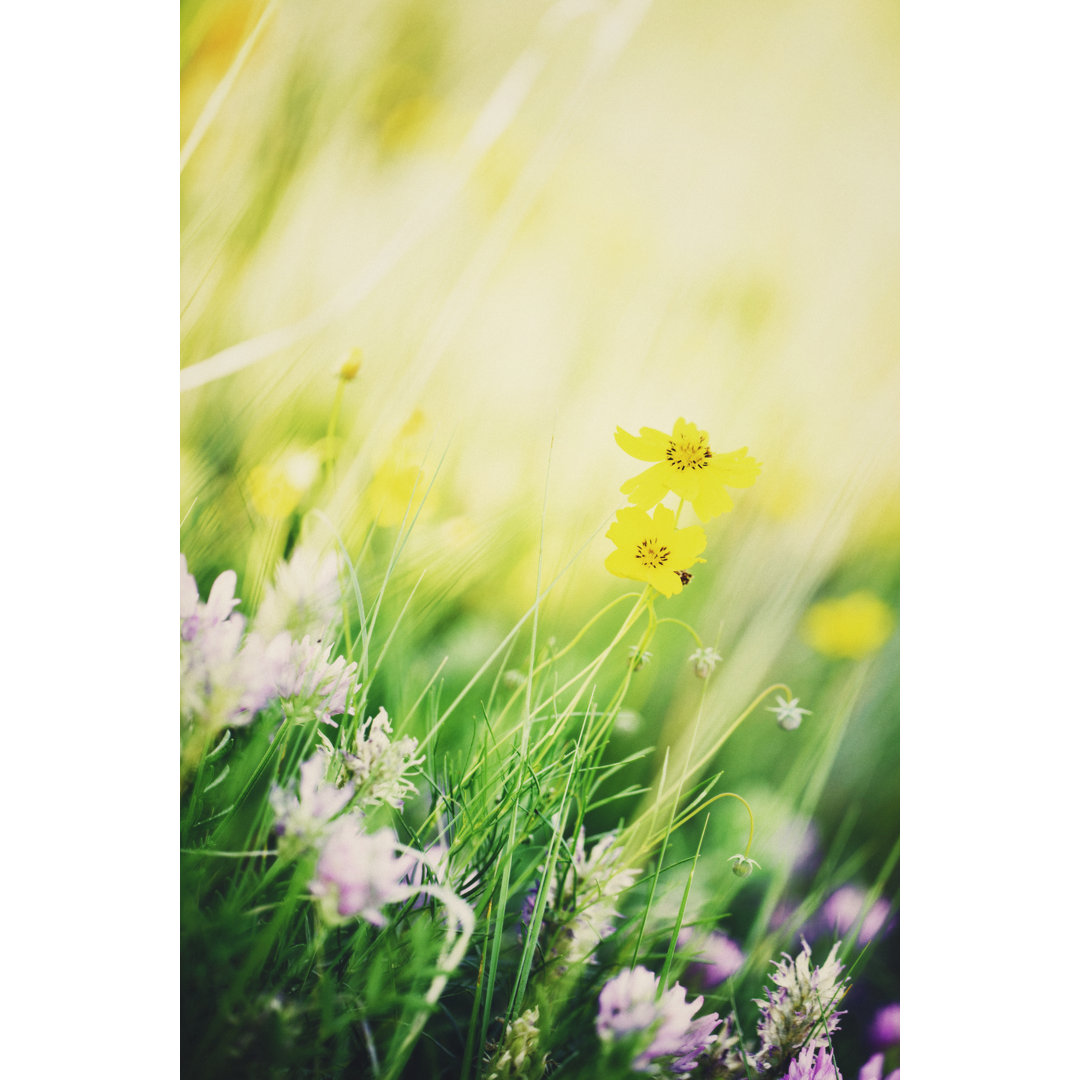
(665, 435), (712, 471)
(635, 538), (670, 568)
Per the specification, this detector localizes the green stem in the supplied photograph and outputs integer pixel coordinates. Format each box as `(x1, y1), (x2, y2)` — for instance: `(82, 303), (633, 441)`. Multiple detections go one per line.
(322, 379), (347, 484)
(534, 586), (652, 755)
(683, 682), (794, 785)
(642, 791), (755, 860)
(652, 616), (703, 649)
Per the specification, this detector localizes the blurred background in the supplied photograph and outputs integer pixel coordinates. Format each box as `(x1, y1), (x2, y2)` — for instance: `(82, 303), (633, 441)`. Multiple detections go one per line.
(181, 0), (898, 1060)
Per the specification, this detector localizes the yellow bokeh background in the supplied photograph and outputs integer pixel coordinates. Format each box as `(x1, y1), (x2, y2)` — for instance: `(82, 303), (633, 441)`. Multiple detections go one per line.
(181, 0), (898, 837)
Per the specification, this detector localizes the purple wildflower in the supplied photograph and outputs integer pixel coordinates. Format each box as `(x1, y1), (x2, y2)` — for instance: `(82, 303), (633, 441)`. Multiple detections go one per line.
(678, 929), (745, 988)
(596, 966), (720, 1075)
(857, 1053), (899, 1080)
(310, 820), (416, 925)
(785, 1045), (842, 1080)
(180, 557), (201, 639)
(697, 1014), (746, 1077)
(180, 555), (289, 731)
(274, 635), (359, 724)
(770, 900), (799, 934)
(868, 1003), (899, 1049)
(520, 880), (540, 937)
(754, 940), (849, 1071)
(270, 750), (355, 841)
(765, 816), (821, 876)
(816, 886), (891, 947)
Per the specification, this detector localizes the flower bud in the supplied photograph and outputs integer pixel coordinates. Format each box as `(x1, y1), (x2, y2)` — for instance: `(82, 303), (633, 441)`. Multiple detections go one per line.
(339, 348), (363, 381)
(728, 854), (760, 878)
(688, 646), (722, 679)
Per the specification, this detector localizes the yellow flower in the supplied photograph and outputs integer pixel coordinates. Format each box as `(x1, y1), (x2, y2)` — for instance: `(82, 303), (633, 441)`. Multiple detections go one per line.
(615, 418), (761, 523)
(248, 451), (319, 519)
(363, 411), (430, 527)
(365, 461), (424, 527)
(800, 591), (894, 659)
(604, 505), (706, 597)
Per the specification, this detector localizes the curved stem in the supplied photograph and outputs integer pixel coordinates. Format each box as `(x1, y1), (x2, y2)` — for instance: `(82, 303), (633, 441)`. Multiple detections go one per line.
(382, 877), (475, 1080)
(652, 616), (704, 650)
(643, 791), (755, 860)
(692, 682), (794, 768)
(625, 682), (790, 861)
(533, 585), (652, 755)
(487, 591), (641, 724)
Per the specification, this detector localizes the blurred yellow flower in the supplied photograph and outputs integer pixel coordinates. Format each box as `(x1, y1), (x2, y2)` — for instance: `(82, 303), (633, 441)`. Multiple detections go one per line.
(248, 450), (320, 520)
(615, 419), (761, 523)
(800, 591), (894, 659)
(249, 465), (301, 519)
(366, 461), (424, 527)
(604, 504), (705, 598)
(362, 411), (430, 527)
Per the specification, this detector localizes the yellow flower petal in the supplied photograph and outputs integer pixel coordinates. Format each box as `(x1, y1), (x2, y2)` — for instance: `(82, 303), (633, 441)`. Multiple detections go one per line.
(648, 503), (672, 530)
(708, 447), (762, 488)
(618, 464), (671, 509)
(249, 464), (302, 519)
(691, 483), (734, 523)
(614, 425), (669, 462)
(664, 466), (703, 502)
(604, 549), (642, 581)
(672, 417), (704, 442)
(605, 505), (653, 545)
(647, 567), (681, 597)
(668, 524), (707, 566)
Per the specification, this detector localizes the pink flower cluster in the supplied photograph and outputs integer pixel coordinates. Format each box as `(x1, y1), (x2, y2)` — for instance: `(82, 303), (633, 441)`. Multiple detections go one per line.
(309, 822), (417, 925)
(181, 555), (360, 731)
(180, 557), (287, 730)
(596, 965), (720, 1074)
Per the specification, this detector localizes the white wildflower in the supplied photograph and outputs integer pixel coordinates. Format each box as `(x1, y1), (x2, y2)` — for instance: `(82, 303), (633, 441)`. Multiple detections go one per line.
(767, 694), (812, 731)
(485, 1006), (547, 1080)
(525, 828), (640, 967)
(340, 707), (424, 809)
(254, 546), (344, 640)
(728, 853), (761, 878)
(270, 750), (355, 841)
(274, 635), (359, 724)
(688, 646), (723, 678)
